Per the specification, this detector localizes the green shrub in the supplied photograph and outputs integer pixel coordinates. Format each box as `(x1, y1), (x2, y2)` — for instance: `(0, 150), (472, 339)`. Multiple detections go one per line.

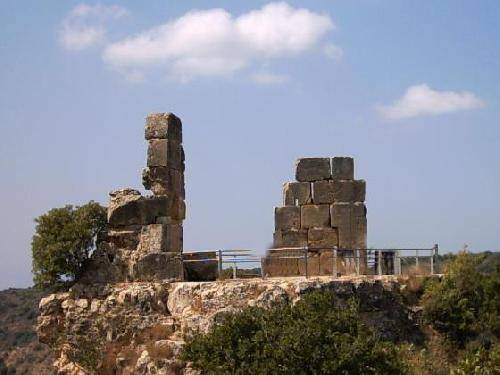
(31, 201), (107, 288)
(182, 290), (407, 374)
(452, 342), (500, 374)
(421, 252), (499, 346)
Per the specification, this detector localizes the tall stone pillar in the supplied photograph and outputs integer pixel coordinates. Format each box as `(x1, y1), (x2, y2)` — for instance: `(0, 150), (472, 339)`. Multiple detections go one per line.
(82, 112), (185, 283)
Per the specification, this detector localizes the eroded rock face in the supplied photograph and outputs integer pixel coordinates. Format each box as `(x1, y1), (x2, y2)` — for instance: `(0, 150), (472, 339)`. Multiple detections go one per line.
(38, 276), (421, 374)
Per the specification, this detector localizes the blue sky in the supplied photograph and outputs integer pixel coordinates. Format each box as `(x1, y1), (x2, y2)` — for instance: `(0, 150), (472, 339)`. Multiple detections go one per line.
(1, 1), (499, 289)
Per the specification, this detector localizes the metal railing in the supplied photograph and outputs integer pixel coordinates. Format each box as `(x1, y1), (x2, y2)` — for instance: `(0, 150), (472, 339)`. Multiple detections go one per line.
(183, 244), (439, 280)
(183, 249), (262, 279)
(266, 245), (439, 278)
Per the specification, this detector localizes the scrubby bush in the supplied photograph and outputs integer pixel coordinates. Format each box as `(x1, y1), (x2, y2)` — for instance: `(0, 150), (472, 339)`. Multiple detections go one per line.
(421, 252), (499, 346)
(31, 201), (106, 288)
(182, 290), (407, 374)
(452, 342), (500, 375)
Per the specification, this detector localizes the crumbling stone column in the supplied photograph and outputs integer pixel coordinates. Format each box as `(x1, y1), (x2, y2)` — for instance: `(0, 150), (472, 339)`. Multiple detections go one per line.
(264, 157), (367, 277)
(82, 113), (185, 283)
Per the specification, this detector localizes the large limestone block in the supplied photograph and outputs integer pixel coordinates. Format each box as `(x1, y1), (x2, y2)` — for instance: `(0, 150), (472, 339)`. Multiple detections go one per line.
(108, 193), (183, 227)
(295, 158), (331, 182)
(147, 139), (184, 170)
(330, 202), (367, 249)
(138, 224), (183, 254)
(311, 180), (335, 204)
(283, 182), (311, 206)
(145, 113), (182, 142)
(99, 227), (141, 251)
(273, 229), (308, 248)
(308, 227), (338, 249)
(169, 196), (186, 221)
(108, 189), (144, 226)
(331, 157), (354, 180)
(142, 167), (185, 197)
(298, 253), (320, 276)
(352, 180), (366, 202)
(274, 206), (300, 230)
(133, 253), (183, 281)
(263, 251), (300, 277)
(331, 202), (352, 249)
(301, 204), (330, 228)
(313, 180), (365, 203)
(352, 202), (367, 249)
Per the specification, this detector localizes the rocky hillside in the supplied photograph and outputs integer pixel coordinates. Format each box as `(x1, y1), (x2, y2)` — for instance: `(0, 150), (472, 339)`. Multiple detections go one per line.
(37, 276), (422, 374)
(0, 288), (54, 374)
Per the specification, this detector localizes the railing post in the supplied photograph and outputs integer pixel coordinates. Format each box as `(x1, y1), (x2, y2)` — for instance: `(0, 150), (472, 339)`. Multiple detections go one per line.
(430, 248), (434, 275)
(395, 250), (401, 276)
(332, 247), (337, 278)
(415, 249), (419, 270)
(355, 249), (360, 275)
(377, 250), (382, 276)
(217, 250), (223, 279)
(304, 247), (308, 279)
(232, 260), (237, 279)
(433, 244), (439, 274)
(260, 257), (265, 279)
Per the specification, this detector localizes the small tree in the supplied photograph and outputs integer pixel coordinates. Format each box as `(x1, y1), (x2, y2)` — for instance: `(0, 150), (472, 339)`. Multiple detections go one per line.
(31, 201), (107, 288)
(182, 290), (407, 374)
(421, 252), (499, 346)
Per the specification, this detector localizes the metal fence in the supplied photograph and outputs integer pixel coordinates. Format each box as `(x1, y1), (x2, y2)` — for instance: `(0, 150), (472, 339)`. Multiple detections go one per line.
(183, 249), (263, 279)
(183, 244), (439, 280)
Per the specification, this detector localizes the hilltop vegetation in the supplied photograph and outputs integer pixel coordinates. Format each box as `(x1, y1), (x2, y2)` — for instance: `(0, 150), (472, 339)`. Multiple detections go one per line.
(0, 288), (54, 374)
(183, 252), (499, 375)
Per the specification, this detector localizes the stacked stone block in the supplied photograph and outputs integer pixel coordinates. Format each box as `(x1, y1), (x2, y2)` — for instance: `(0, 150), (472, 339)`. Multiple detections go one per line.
(82, 113), (185, 283)
(264, 157), (367, 277)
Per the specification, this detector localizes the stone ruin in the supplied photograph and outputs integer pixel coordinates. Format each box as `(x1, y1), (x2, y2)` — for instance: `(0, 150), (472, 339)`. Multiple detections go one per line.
(82, 113), (186, 283)
(263, 157), (367, 277)
(81, 112), (368, 282)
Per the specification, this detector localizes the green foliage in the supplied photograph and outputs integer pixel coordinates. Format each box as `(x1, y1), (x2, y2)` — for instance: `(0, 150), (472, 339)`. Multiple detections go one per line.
(182, 290), (407, 374)
(421, 252), (500, 346)
(31, 201), (107, 288)
(452, 343), (500, 375)
(67, 335), (103, 372)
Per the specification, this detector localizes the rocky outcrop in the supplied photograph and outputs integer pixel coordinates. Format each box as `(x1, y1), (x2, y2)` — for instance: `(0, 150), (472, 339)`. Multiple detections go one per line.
(38, 276), (421, 374)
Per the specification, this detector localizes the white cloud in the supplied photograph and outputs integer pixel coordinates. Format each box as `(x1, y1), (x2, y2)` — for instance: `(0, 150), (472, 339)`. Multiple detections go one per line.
(103, 2), (334, 81)
(60, 4), (128, 51)
(323, 43), (343, 61)
(251, 72), (289, 85)
(378, 84), (485, 120)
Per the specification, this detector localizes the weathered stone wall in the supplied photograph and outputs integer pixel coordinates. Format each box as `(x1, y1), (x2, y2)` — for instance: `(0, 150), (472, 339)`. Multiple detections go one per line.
(264, 157), (367, 277)
(82, 113), (185, 283)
